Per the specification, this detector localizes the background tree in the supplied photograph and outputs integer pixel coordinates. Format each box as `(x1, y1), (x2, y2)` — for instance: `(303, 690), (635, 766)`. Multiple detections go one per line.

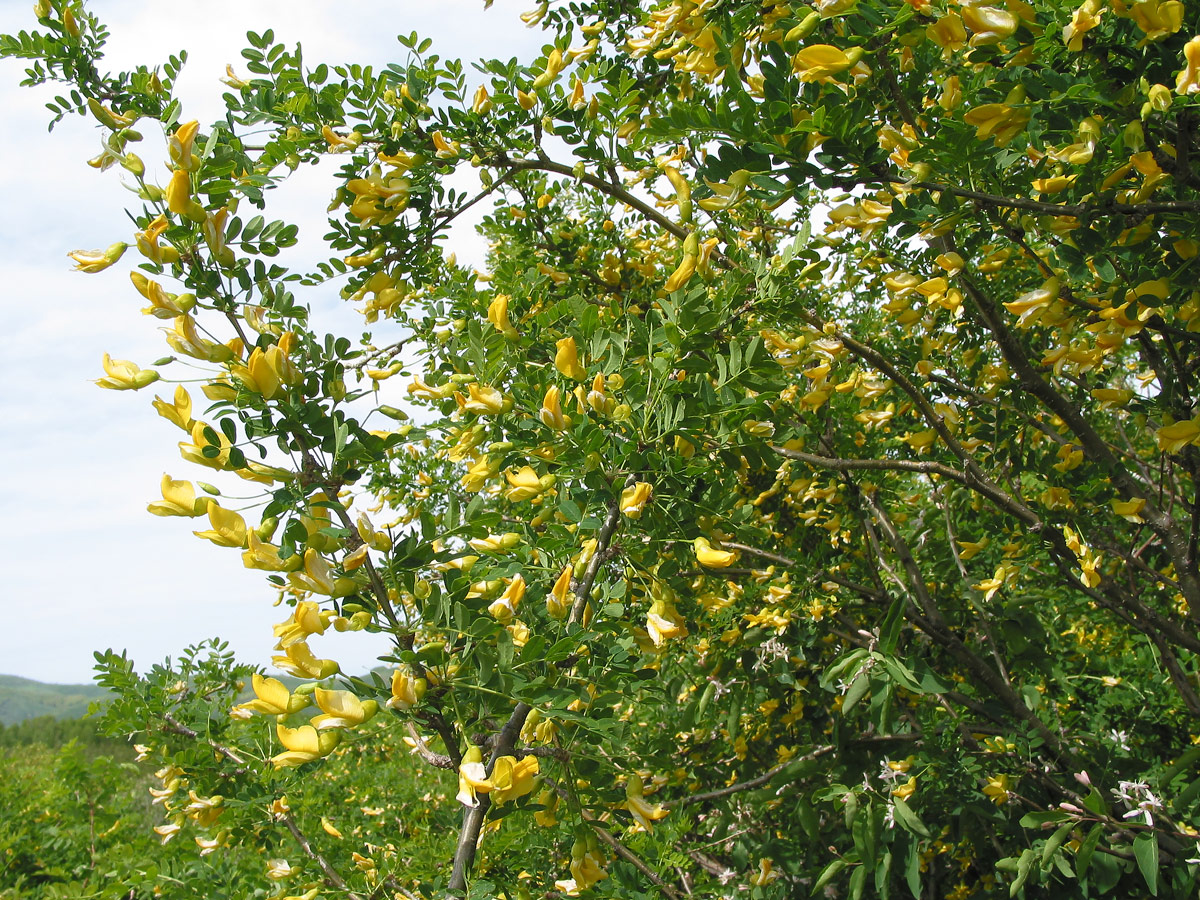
(5, 0), (1200, 897)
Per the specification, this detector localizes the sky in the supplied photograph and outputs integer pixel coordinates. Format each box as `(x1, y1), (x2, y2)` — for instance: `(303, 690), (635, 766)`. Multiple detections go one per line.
(0, 1), (547, 684)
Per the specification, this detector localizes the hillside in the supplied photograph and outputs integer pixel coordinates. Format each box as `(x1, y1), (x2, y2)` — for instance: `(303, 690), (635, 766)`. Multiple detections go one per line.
(0, 674), (109, 725)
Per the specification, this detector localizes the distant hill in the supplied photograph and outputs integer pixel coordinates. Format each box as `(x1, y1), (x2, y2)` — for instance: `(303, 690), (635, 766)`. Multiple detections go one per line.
(0, 675), (109, 725)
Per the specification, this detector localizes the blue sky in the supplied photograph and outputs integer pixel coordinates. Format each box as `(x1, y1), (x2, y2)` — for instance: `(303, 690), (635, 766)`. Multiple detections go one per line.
(0, 1), (546, 683)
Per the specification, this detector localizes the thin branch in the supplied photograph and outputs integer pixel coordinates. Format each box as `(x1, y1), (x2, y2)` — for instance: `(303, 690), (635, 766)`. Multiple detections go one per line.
(500, 156), (688, 240)
(405, 722), (456, 769)
(569, 477), (632, 624)
(771, 445), (970, 485)
(723, 541), (797, 567)
(906, 177), (1200, 219)
(582, 814), (684, 900)
(280, 813), (362, 898)
(671, 745), (836, 808)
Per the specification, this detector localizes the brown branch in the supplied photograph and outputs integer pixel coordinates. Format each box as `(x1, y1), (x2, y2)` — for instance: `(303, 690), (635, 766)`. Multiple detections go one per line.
(582, 813), (684, 900)
(280, 813), (362, 898)
(860, 489), (1071, 759)
(771, 445), (970, 486)
(909, 179), (1200, 219)
(944, 243), (1200, 617)
(162, 713), (248, 775)
(671, 745), (836, 808)
(722, 541), (797, 568)
(405, 722), (456, 769)
(569, 477), (631, 624)
(500, 156), (689, 240)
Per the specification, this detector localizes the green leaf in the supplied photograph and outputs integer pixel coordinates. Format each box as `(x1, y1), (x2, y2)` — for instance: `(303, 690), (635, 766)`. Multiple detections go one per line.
(1010, 848), (1037, 896)
(891, 797), (929, 838)
(1133, 832), (1158, 896)
(1042, 823), (1073, 867)
(1075, 824), (1103, 879)
(811, 859), (846, 896)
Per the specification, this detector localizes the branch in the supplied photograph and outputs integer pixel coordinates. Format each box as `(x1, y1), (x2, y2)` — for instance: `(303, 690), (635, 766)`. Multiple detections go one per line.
(671, 745), (836, 808)
(771, 445), (971, 486)
(500, 156), (688, 240)
(281, 813), (362, 898)
(723, 541), (797, 568)
(451, 477), (631, 892)
(405, 722), (456, 769)
(161, 713), (248, 775)
(569, 476), (631, 624)
(905, 176), (1200, 219)
(943, 241), (1200, 616)
(581, 813), (684, 900)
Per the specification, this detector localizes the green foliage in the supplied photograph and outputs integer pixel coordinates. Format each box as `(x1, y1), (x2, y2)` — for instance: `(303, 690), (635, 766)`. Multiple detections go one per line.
(6, 0), (1200, 897)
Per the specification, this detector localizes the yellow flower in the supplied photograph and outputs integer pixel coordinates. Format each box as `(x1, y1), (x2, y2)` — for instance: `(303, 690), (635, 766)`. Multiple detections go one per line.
(926, 13), (967, 52)
(697, 169), (752, 211)
(230, 345), (300, 400)
(892, 775), (917, 800)
(192, 504), (247, 548)
(1156, 417), (1200, 453)
(457, 745), (494, 807)
(271, 722), (341, 768)
(321, 125), (363, 152)
(539, 385), (573, 431)
(431, 130), (461, 159)
(504, 466), (545, 502)
(461, 384), (512, 415)
(68, 241), (127, 273)
(960, 1), (1018, 44)
(273, 600), (333, 649)
(490, 754), (540, 805)
(242, 531), (301, 572)
(624, 774), (669, 830)
(620, 482), (653, 518)
(233, 673), (309, 717)
(311, 688), (378, 729)
(488, 574), (526, 624)
(96, 353), (159, 390)
(554, 336), (587, 381)
(461, 455), (501, 492)
(487, 293), (518, 338)
(568, 839), (608, 892)
(1131, 0), (1183, 42)
(1063, 0), (1104, 50)
(469, 532), (521, 553)
(982, 773), (1012, 804)
(956, 537), (989, 561)
(168, 120), (200, 171)
(973, 565), (1014, 600)
(792, 44), (857, 82)
(1112, 498), (1146, 523)
(147, 475), (208, 518)
(663, 252), (697, 293)
(165, 168), (203, 222)
(750, 858), (782, 886)
(135, 214), (180, 264)
(271, 641), (339, 680)
(387, 665), (427, 710)
(534, 786), (559, 826)
(647, 594), (688, 646)
(548, 566), (573, 619)
(288, 548), (344, 596)
(164, 314), (232, 363)
(694, 536), (737, 568)
(1003, 276), (1060, 328)
(963, 102), (1031, 146)
(1177, 35), (1200, 95)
